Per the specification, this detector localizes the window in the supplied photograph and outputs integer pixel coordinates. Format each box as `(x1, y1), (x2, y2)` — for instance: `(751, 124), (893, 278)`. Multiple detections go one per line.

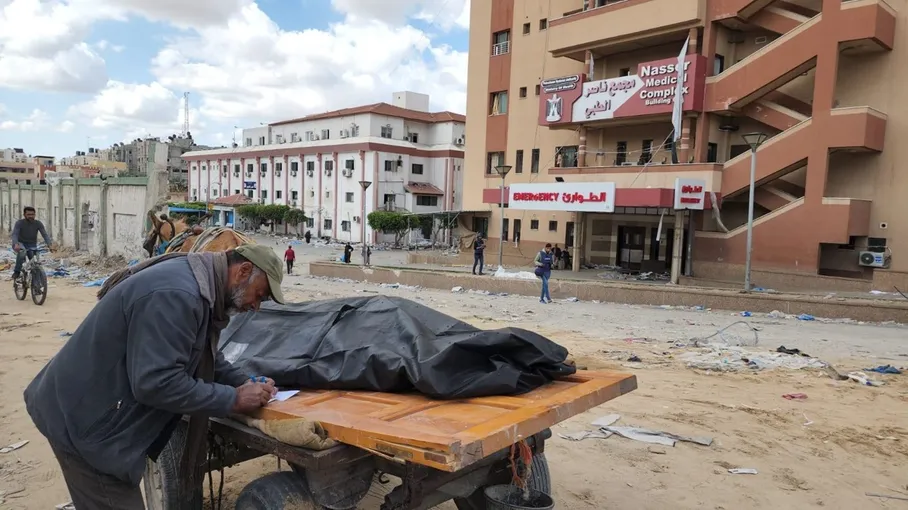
(530, 148), (540, 173)
(416, 195), (439, 207)
(261, 163), (268, 173)
(548, 220), (558, 232)
(261, 190), (268, 199)
(539, 18), (548, 30)
(324, 219), (333, 230)
(408, 132), (419, 143)
(519, 87), (527, 98)
(515, 150), (524, 173)
(245, 138), (252, 146)
(619, 67), (631, 77)
(523, 22), (531, 35)
(291, 161), (299, 172)
(411, 163), (424, 175)
(324, 160), (334, 171)
(234, 164), (240, 173)
(714, 54), (726, 75)
(234, 189), (240, 195)
(201, 165), (207, 171)
(305, 131), (315, 141)
(640, 140), (653, 164)
(490, 91), (508, 115)
(381, 126), (393, 138)
(247, 190), (253, 198)
(535, 84), (541, 96)
(555, 146), (578, 168)
(276, 162), (283, 173)
(321, 129), (330, 140)
(486, 151), (505, 174)
(707, 142), (718, 163)
(246, 163), (254, 174)
(530, 219), (539, 230)
(306, 161), (315, 171)
(345, 159), (355, 170)
(384, 160), (394, 171)
(222, 189), (228, 196)
(276, 190), (282, 199)
(291, 132), (299, 142)
(616, 141), (627, 165)
(291, 190), (299, 200)
(325, 190), (330, 198)
(492, 30), (510, 55)
(351, 124), (360, 137)
(341, 221), (351, 232)
(259, 136), (266, 145)
(383, 194), (396, 205)
(345, 192), (354, 203)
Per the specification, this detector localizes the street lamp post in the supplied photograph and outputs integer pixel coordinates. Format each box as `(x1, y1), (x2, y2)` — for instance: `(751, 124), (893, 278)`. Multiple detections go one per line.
(741, 132), (768, 292)
(359, 180), (372, 266)
(494, 164), (512, 270)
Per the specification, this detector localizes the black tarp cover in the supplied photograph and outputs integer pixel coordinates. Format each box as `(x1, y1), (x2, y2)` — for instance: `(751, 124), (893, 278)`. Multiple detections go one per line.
(218, 296), (576, 399)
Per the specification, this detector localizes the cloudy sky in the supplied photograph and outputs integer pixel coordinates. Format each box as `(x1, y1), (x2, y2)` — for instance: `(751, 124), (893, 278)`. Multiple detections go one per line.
(0, 0), (469, 157)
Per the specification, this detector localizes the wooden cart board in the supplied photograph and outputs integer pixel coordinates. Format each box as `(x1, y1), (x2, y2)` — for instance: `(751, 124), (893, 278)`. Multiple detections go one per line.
(257, 370), (637, 472)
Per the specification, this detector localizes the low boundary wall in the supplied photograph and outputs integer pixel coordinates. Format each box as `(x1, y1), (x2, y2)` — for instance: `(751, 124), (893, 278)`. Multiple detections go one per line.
(309, 262), (908, 323)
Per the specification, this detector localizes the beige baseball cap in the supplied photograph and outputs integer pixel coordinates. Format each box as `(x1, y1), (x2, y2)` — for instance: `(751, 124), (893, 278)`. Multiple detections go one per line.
(235, 244), (285, 304)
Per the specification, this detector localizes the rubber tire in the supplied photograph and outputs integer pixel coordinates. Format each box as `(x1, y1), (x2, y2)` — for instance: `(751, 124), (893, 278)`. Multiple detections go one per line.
(143, 422), (204, 510)
(31, 270), (47, 305)
(14, 274), (27, 301)
(454, 453), (552, 510)
(235, 472), (325, 510)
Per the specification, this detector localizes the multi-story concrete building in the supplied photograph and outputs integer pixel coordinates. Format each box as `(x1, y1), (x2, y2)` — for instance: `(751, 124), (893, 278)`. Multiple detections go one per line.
(0, 149), (54, 183)
(465, 0), (904, 290)
(184, 92), (466, 242)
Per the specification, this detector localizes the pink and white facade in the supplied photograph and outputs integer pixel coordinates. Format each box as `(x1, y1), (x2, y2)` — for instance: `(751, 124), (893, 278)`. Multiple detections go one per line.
(184, 92), (466, 242)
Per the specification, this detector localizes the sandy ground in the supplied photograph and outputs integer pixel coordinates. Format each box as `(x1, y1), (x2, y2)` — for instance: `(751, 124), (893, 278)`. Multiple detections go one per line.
(1, 245), (907, 509)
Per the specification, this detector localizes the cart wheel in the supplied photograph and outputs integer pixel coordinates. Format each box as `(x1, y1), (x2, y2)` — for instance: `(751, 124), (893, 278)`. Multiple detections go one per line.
(236, 472), (330, 510)
(454, 453), (552, 510)
(13, 274), (27, 301)
(143, 422), (204, 510)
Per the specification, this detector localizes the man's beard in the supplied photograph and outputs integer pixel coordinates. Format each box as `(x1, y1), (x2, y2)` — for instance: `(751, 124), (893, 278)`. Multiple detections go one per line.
(227, 269), (260, 315)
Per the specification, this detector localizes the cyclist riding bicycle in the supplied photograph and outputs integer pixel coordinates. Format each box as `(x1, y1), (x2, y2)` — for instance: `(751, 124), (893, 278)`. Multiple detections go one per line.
(12, 206), (54, 280)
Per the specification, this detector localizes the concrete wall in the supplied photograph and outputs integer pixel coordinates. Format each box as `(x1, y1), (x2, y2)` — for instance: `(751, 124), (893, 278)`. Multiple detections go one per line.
(1, 177), (153, 260)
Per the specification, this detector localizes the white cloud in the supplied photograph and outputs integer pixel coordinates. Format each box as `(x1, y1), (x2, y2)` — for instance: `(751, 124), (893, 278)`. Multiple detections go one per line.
(0, 108), (48, 131)
(330, 0), (469, 30)
(68, 80), (180, 129)
(57, 120), (75, 133)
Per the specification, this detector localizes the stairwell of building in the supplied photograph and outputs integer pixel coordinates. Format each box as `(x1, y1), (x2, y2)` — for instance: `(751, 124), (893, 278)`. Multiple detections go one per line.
(695, 0), (894, 273)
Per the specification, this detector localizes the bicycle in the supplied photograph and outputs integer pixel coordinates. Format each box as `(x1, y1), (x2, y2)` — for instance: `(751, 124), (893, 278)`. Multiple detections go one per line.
(13, 248), (48, 306)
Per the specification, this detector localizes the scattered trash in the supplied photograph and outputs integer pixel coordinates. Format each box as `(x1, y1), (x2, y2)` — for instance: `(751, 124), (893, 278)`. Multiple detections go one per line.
(865, 492), (908, 502)
(797, 314), (815, 321)
(55, 502), (76, 510)
(776, 346), (811, 357)
(451, 286), (464, 293)
(682, 343), (826, 372)
(864, 365), (901, 375)
(728, 468), (758, 475)
(847, 372), (884, 387)
(59, 331), (73, 337)
(802, 414), (813, 426)
(824, 364), (849, 381)
(591, 414), (621, 428)
(685, 321), (759, 348)
(83, 278), (107, 287)
(740, 311), (752, 317)
(627, 355), (642, 363)
(647, 446), (667, 455)
(557, 430), (612, 441)
(782, 393), (808, 400)
(492, 266), (537, 280)
(0, 440), (28, 454)
(564, 297), (579, 302)
(601, 425), (714, 448)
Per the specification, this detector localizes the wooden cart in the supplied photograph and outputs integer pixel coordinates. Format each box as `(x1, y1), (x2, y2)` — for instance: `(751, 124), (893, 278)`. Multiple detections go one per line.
(143, 370), (637, 510)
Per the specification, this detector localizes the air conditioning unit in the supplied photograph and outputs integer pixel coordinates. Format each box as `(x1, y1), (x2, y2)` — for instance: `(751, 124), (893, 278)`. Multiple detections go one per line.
(222, 171), (228, 177)
(454, 137), (465, 145)
(259, 198), (265, 204)
(275, 171), (282, 177)
(309, 190), (315, 197)
(306, 169), (314, 177)
(291, 170), (298, 177)
(324, 169), (332, 177)
(339, 131), (347, 139)
(312, 134), (320, 141)
(353, 216), (361, 223)
(246, 171), (253, 177)
(342, 169), (353, 177)
(233, 171), (239, 177)
(260, 170), (267, 177)
(291, 200), (298, 207)
(858, 250), (891, 268)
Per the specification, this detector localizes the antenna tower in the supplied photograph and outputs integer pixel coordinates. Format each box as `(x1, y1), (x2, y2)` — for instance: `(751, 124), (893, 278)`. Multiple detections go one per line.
(182, 92), (190, 136)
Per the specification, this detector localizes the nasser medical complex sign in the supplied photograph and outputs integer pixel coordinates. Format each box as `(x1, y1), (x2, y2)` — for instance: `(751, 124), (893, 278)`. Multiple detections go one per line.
(538, 54), (707, 125)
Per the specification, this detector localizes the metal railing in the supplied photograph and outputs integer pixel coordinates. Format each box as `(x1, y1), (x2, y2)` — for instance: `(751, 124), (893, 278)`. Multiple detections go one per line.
(492, 41), (510, 55)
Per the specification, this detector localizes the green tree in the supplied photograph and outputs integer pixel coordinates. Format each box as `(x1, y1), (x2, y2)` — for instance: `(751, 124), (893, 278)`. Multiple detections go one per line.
(283, 208), (307, 235)
(236, 204), (265, 226)
(367, 211), (411, 247)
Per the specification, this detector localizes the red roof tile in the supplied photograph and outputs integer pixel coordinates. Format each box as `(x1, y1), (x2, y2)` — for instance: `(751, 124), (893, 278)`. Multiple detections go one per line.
(213, 193), (254, 206)
(270, 103), (465, 127)
(404, 182), (444, 196)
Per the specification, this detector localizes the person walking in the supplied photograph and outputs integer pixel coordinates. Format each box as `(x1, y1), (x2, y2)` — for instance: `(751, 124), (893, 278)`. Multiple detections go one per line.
(472, 235), (486, 275)
(23, 245), (285, 509)
(304, 230), (312, 244)
(343, 243), (354, 264)
(534, 243), (554, 304)
(284, 245), (296, 274)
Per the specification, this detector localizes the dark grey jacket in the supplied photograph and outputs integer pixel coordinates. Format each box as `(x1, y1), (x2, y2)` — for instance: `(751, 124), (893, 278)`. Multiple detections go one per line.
(24, 258), (248, 486)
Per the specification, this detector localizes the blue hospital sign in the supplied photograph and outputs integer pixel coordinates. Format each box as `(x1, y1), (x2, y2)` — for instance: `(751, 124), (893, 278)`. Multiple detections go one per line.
(243, 181), (256, 190)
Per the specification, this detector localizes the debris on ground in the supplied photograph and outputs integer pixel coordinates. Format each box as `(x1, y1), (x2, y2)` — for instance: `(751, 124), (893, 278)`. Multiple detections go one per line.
(797, 314), (815, 321)
(782, 393), (808, 400)
(728, 468), (759, 475)
(776, 345), (811, 357)
(560, 414), (713, 448)
(847, 372), (885, 387)
(865, 492), (908, 501)
(493, 267), (537, 280)
(0, 440), (28, 454)
(863, 364), (901, 374)
(681, 342), (827, 372)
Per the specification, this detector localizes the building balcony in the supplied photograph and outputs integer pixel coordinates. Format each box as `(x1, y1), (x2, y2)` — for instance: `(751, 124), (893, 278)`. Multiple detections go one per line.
(548, 0), (705, 61)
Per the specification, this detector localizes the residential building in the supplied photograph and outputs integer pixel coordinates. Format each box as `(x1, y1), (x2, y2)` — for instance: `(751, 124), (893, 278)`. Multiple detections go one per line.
(184, 91), (466, 243)
(465, 0), (903, 290)
(0, 149), (54, 183)
(99, 135), (217, 183)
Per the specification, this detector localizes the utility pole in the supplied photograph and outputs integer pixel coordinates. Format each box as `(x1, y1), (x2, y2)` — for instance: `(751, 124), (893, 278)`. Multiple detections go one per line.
(182, 92), (190, 137)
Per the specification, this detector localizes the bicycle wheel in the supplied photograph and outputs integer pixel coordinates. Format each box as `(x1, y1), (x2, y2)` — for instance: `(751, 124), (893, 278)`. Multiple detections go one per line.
(31, 269), (47, 305)
(13, 273), (27, 301)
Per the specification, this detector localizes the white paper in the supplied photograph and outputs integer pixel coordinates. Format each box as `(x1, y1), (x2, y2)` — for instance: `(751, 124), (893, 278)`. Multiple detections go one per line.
(268, 390), (300, 403)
